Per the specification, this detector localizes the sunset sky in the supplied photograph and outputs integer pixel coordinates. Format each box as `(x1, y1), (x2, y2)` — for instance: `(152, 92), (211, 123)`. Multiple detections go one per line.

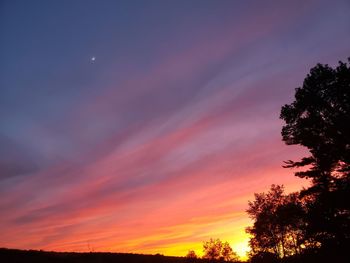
(1, 0), (350, 259)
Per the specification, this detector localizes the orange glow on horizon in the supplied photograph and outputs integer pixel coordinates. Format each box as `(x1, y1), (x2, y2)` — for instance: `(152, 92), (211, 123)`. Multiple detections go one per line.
(0, 159), (307, 259)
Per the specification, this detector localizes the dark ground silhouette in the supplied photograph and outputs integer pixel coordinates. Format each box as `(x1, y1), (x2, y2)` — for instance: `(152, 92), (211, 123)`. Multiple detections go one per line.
(0, 248), (206, 263)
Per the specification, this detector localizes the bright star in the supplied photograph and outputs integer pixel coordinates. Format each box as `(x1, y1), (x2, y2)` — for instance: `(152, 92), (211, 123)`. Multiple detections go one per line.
(91, 56), (96, 62)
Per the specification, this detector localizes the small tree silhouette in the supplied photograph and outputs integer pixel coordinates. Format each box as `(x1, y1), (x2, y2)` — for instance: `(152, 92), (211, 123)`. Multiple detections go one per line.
(221, 241), (239, 262)
(203, 238), (222, 261)
(203, 238), (238, 262)
(186, 250), (197, 263)
(186, 250), (197, 258)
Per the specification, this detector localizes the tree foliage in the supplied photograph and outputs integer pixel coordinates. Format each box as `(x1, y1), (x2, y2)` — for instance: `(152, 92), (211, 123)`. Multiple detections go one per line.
(221, 242), (237, 262)
(202, 238), (238, 262)
(186, 250), (197, 263)
(280, 58), (350, 249)
(280, 58), (350, 183)
(245, 58), (350, 262)
(186, 250), (197, 259)
(246, 185), (307, 258)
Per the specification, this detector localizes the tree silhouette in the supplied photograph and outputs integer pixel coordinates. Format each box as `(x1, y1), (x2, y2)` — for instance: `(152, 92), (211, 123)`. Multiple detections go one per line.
(186, 250), (197, 259)
(203, 238), (222, 261)
(281, 58), (350, 183)
(186, 250), (197, 263)
(280, 58), (350, 249)
(221, 241), (238, 262)
(202, 238), (238, 262)
(246, 185), (307, 258)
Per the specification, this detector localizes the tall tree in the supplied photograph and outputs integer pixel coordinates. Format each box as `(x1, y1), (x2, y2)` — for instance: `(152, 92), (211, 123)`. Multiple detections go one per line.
(280, 58), (350, 184)
(280, 58), (350, 249)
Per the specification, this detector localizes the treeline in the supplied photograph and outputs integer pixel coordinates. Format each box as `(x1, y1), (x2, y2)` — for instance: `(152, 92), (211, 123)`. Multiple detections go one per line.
(0, 247), (246, 263)
(0, 248), (241, 263)
(245, 58), (350, 263)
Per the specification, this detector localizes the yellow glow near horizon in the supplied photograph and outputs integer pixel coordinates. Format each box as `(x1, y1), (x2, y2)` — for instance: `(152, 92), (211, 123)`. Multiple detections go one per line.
(231, 238), (250, 260)
(138, 238), (250, 261)
(128, 223), (251, 261)
(155, 238), (250, 261)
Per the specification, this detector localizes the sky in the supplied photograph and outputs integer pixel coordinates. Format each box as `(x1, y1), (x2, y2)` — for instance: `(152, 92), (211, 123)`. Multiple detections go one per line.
(0, 0), (350, 259)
